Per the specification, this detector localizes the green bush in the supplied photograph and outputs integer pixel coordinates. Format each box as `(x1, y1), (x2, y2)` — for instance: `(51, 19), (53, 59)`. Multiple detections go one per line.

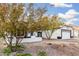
(16, 53), (32, 56)
(11, 44), (24, 52)
(16, 44), (24, 49)
(37, 51), (47, 56)
(3, 47), (12, 56)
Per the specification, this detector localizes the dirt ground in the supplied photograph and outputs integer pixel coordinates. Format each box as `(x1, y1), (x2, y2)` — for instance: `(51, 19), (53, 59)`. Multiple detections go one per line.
(23, 39), (79, 56)
(1, 39), (79, 56)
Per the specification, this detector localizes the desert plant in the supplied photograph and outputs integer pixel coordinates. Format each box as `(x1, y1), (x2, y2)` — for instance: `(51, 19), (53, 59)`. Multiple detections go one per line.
(37, 51), (47, 56)
(16, 44), (25, 51)
(16, 53), (32, 56)
(11, 44), (25, 52)
(3, 47), (12, 56)
(47, 43), (52, 45)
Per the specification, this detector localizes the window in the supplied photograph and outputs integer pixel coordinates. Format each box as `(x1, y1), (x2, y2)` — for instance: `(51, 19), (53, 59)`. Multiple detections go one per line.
(24, 32), (31, 38)
(37, 32), (42, 37)
(31, 32), (33, 36)
(24, 32), (34, 38)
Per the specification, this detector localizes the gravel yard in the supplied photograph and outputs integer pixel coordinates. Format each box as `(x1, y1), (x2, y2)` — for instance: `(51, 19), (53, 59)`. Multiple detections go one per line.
(1, 39), (79, 56)
(23, 39), (79, 56)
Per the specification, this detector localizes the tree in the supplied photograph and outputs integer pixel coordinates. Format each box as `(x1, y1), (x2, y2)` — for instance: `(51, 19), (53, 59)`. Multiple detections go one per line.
(25, 3), (47, 32)
(0, 3), (47, 51)
(0, 3), (62, 52)
(42, 16), (63, 40)
(0, 4), (26, 51)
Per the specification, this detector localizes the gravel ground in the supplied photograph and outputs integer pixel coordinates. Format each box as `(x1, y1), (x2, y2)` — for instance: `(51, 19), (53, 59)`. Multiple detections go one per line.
(1, 39), (79, 56)
(0, 39), (7, 56)
(23, 39), (79, 56)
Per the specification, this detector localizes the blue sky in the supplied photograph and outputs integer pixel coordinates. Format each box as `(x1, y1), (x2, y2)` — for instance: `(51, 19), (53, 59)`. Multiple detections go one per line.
(33, 3), (79, 26)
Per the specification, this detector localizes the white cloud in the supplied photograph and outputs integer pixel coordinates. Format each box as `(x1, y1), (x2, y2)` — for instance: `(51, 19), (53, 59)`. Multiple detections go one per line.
(65, 21), (73, 25)
(58, 9), (79, 19)
(58, 9), (79, 25)
(65, 18), (78, 25)
(50, 3), (72, 7)
(66, 9), (79, 15)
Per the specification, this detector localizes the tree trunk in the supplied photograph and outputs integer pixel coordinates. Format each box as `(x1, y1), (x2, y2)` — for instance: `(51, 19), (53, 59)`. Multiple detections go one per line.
(3, 37), (9, 46)
(6, 32), (13, 51)
(15, 36), (20, 51)
(45, 30), (54, 40)
(9, 36), (13, 51)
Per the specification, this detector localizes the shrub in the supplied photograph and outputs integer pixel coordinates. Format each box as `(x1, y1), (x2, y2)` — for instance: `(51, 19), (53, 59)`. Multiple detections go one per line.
(3, 47), (12, 56)
(16, 44), (25, 52)
(47, 43), (52, 45)
(37, 51), (47, 56)
(16, 53), (32, 56)
(11, 44), (24, 52)
(16, 44), (24, 49)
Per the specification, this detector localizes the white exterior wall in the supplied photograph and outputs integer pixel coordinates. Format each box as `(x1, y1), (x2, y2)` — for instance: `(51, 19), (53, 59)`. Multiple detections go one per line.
(51, 29), (61, 39)
(61, 26), (73, 31)
(71, 29), (74, 36)
(42, 26), (74, 39)
(74, 30), (79, 38)
(61, 26), (74, 36)
(33, 32), (37, 37)
(6, 26), (76, 43)
(6, 36), (42, 43)
(42, 29), (61, 39)
(22, 36), (42, 43)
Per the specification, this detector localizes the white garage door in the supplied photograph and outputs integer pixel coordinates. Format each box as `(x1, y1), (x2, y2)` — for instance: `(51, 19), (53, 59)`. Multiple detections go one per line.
(62, 30), (70, 39)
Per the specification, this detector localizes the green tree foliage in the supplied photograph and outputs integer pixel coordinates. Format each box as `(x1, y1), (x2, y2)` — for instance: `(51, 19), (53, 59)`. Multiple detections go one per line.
(41, 16), (63, 39)
(0, 4), (25, 51)
(0, 3), (47, 51)
(0, 3), (63, 52)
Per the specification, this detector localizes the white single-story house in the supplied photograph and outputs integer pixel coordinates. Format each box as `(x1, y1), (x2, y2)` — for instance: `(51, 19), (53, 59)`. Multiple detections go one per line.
(42, 25), (73, 39)
(21, 25), (79, 42)
(6, 24), (79, 43)
(25, 25), (79, 39)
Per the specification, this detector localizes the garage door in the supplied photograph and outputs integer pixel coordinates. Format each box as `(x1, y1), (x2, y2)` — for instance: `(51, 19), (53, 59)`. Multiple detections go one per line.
(62, 30), (71, 39)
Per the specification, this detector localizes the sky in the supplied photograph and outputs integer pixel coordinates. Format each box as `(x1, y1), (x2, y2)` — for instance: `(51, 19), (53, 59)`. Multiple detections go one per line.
(33, 3), (79, 26)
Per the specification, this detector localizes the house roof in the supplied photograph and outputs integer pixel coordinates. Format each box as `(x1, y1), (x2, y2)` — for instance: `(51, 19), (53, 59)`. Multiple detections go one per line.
(64, 23), (73, 27)
(73, 26), (79, 30)
(63, 23), (79, 30)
